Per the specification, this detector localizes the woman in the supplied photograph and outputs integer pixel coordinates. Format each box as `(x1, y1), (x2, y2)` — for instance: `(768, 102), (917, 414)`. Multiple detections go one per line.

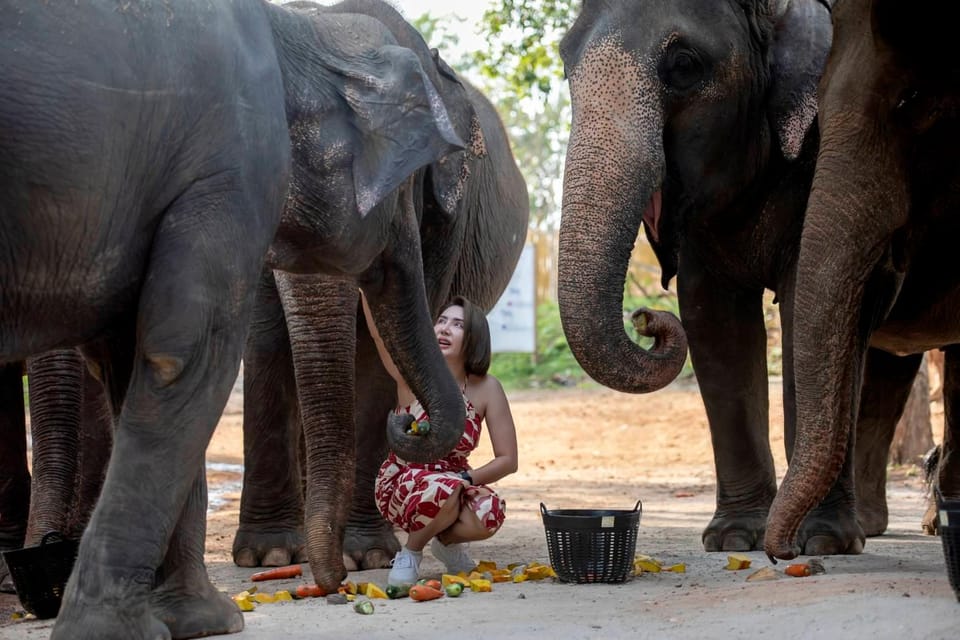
(362, 293), (518, 586)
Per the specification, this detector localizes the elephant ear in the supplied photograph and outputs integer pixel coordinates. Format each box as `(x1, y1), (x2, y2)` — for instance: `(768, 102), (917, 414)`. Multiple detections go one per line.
(426, 48), (486, 218)
(340, 44), (466, 217)
(767, 0), (833, 160)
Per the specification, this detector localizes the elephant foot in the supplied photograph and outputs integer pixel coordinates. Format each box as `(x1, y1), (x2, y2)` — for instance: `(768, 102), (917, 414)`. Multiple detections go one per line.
(151, 580), (244, 640)
(702, 509), (768, 552)
(856, 501), (889, 537)
(232, 525), (305, 568)
(342, 522), (400, 571)
(797, 506), (866, 556)
(52, 594), (170, 640)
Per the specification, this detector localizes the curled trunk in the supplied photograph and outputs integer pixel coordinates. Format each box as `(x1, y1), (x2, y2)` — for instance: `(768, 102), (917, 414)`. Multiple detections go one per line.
(559, 42), (687, 394)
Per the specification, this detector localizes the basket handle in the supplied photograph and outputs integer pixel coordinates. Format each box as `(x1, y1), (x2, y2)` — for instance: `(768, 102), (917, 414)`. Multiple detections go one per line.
(632, 499), (643, 513)
(540, 503), (548, 517)
(40, 531), (65, 546)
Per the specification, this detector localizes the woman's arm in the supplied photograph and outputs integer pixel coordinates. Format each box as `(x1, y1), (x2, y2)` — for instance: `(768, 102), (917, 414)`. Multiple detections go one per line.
(466, 375), (518, 486)
(360, 291), (411, 399)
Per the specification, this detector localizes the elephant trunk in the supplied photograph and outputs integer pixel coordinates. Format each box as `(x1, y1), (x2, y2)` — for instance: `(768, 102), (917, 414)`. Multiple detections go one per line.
(765, 109), (908, 560)
(277, 272), (356, 590)
(366, 184), (464, 464)
(558, 41), (687, 393)
(25, 350), (84, 544)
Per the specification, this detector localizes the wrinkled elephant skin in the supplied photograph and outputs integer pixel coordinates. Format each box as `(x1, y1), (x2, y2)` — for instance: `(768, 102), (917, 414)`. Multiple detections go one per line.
(234, 0), (529, 580)
(0, 0), (468, 638)
(767, 0), (960, 561)
(556, 0), (871, 554)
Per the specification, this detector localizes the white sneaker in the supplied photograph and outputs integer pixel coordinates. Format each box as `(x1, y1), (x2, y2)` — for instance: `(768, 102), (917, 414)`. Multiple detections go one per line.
(430, 538), (476, 575)
(387, 547), (421, 586)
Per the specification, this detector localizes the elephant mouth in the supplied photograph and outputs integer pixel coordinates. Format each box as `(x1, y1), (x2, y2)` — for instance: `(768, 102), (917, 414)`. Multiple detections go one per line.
(642, 190), (662, 244)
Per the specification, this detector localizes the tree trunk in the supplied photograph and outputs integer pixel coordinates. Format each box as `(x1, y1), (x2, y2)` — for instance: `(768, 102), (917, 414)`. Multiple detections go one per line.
(890, 353), (934, 466)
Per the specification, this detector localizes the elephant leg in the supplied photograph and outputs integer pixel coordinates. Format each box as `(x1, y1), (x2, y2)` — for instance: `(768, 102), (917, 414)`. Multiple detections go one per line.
(25, 350), (84, 545)
(151, 465), (243, 640)
(343, 315), (400, 571)
(234, 269), (305, 568)
(52, 206), (256, 640)
(678, 259), (777, 552)
(277, 273), (355, 591)
(0, 362), (29, 593)
(852, 349), (922, 537)
(794, 350), (919, 554)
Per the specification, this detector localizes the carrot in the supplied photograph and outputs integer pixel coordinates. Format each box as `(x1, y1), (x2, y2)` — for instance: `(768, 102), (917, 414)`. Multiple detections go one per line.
(784, 563), (812, 577)
(295, 584), (326, 598)
(417, 578), (442, 591)
(409, 584), (444, 601)
(250, 564), (303, 582)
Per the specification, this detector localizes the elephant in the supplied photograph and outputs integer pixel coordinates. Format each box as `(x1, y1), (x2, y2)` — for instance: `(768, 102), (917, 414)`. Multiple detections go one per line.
(555, 0), (871, 554)
(231, 0), (529, 582)
(0, 350), (112, 594)
(1, 0), (476, 637)
(765, 0), (960, 561)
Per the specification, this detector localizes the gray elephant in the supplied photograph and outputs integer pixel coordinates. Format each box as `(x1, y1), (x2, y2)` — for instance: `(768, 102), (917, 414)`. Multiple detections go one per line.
(232, 0), (529, 582)
(1, 0), (474, 637)
(766, 0), (960, 561)
(554, 0), (875, 554)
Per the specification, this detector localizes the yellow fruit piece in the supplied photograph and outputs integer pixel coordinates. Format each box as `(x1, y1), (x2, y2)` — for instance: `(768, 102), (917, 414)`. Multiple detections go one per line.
(339, 581), (358, 595)
(345, 594), (356, 601)
(491, 569), (511, 583)
(232, 596), (255, 612)
(442, 574), (470, 587)
(476, 560), (498, 573)
(665, 563), (686, 573)
(253, 592), (276, 603)
(364, 583), (388, 599)
(510, 565), (528, 583)
(469, 578), (492, 592)
(745, 567), (780, 582)
(525, 565), (556, 580)
(273, 590), (293, 601)
(725, 554), (752, 570)
(635, 559), (662, 573)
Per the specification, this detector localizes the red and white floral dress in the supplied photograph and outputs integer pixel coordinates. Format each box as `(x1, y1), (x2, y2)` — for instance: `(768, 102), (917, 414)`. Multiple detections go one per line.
(374, 393), (506, 535)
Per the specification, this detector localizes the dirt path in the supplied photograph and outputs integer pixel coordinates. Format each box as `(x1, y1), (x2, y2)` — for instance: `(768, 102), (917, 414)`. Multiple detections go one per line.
(4, 382), (959, 639)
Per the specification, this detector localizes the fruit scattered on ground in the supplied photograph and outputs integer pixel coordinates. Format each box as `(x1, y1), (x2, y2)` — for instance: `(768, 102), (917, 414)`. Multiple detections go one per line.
(325, 593), (349, 605)
(745, 567), (780, 582)
(364, 582), (389, 599)
(784, 563), (812, 578)
(250, 564), (302, 582)
(632, 554), (686, 575)
(724, 554), (752, 570)
(353, 600), (375, 615)
(409, 584), (445, 601)
(444, 582), (464, 597)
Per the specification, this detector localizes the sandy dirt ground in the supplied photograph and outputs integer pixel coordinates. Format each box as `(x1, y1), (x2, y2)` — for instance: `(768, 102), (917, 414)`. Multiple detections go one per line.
(3, 381), (959, 639)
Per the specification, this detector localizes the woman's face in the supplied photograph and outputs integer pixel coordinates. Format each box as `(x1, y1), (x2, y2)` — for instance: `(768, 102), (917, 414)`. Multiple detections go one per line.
(435, 305), (466, 360)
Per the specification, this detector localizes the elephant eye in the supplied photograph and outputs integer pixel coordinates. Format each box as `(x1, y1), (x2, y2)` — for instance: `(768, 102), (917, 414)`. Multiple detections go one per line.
(662, 48), (705, 93)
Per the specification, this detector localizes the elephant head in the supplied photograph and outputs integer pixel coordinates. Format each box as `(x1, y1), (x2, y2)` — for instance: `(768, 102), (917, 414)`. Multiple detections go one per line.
(266, 11), (467, 464)
(557, 0), (831, 393)
(766, 0), (960, 560)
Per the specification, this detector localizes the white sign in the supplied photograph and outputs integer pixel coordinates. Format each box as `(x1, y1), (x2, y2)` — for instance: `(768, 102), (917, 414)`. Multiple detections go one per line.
(488, 244), (536, 353)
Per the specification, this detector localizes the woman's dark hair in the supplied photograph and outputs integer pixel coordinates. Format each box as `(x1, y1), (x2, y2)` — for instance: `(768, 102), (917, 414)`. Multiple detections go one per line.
(442, 295), (491, 376)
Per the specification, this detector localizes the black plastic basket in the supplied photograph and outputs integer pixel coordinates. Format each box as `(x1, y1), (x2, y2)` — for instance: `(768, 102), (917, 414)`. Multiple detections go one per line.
(936, 489), (960, 602)
(2, 531), (79, 618)
(541, 500), (642, 584)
